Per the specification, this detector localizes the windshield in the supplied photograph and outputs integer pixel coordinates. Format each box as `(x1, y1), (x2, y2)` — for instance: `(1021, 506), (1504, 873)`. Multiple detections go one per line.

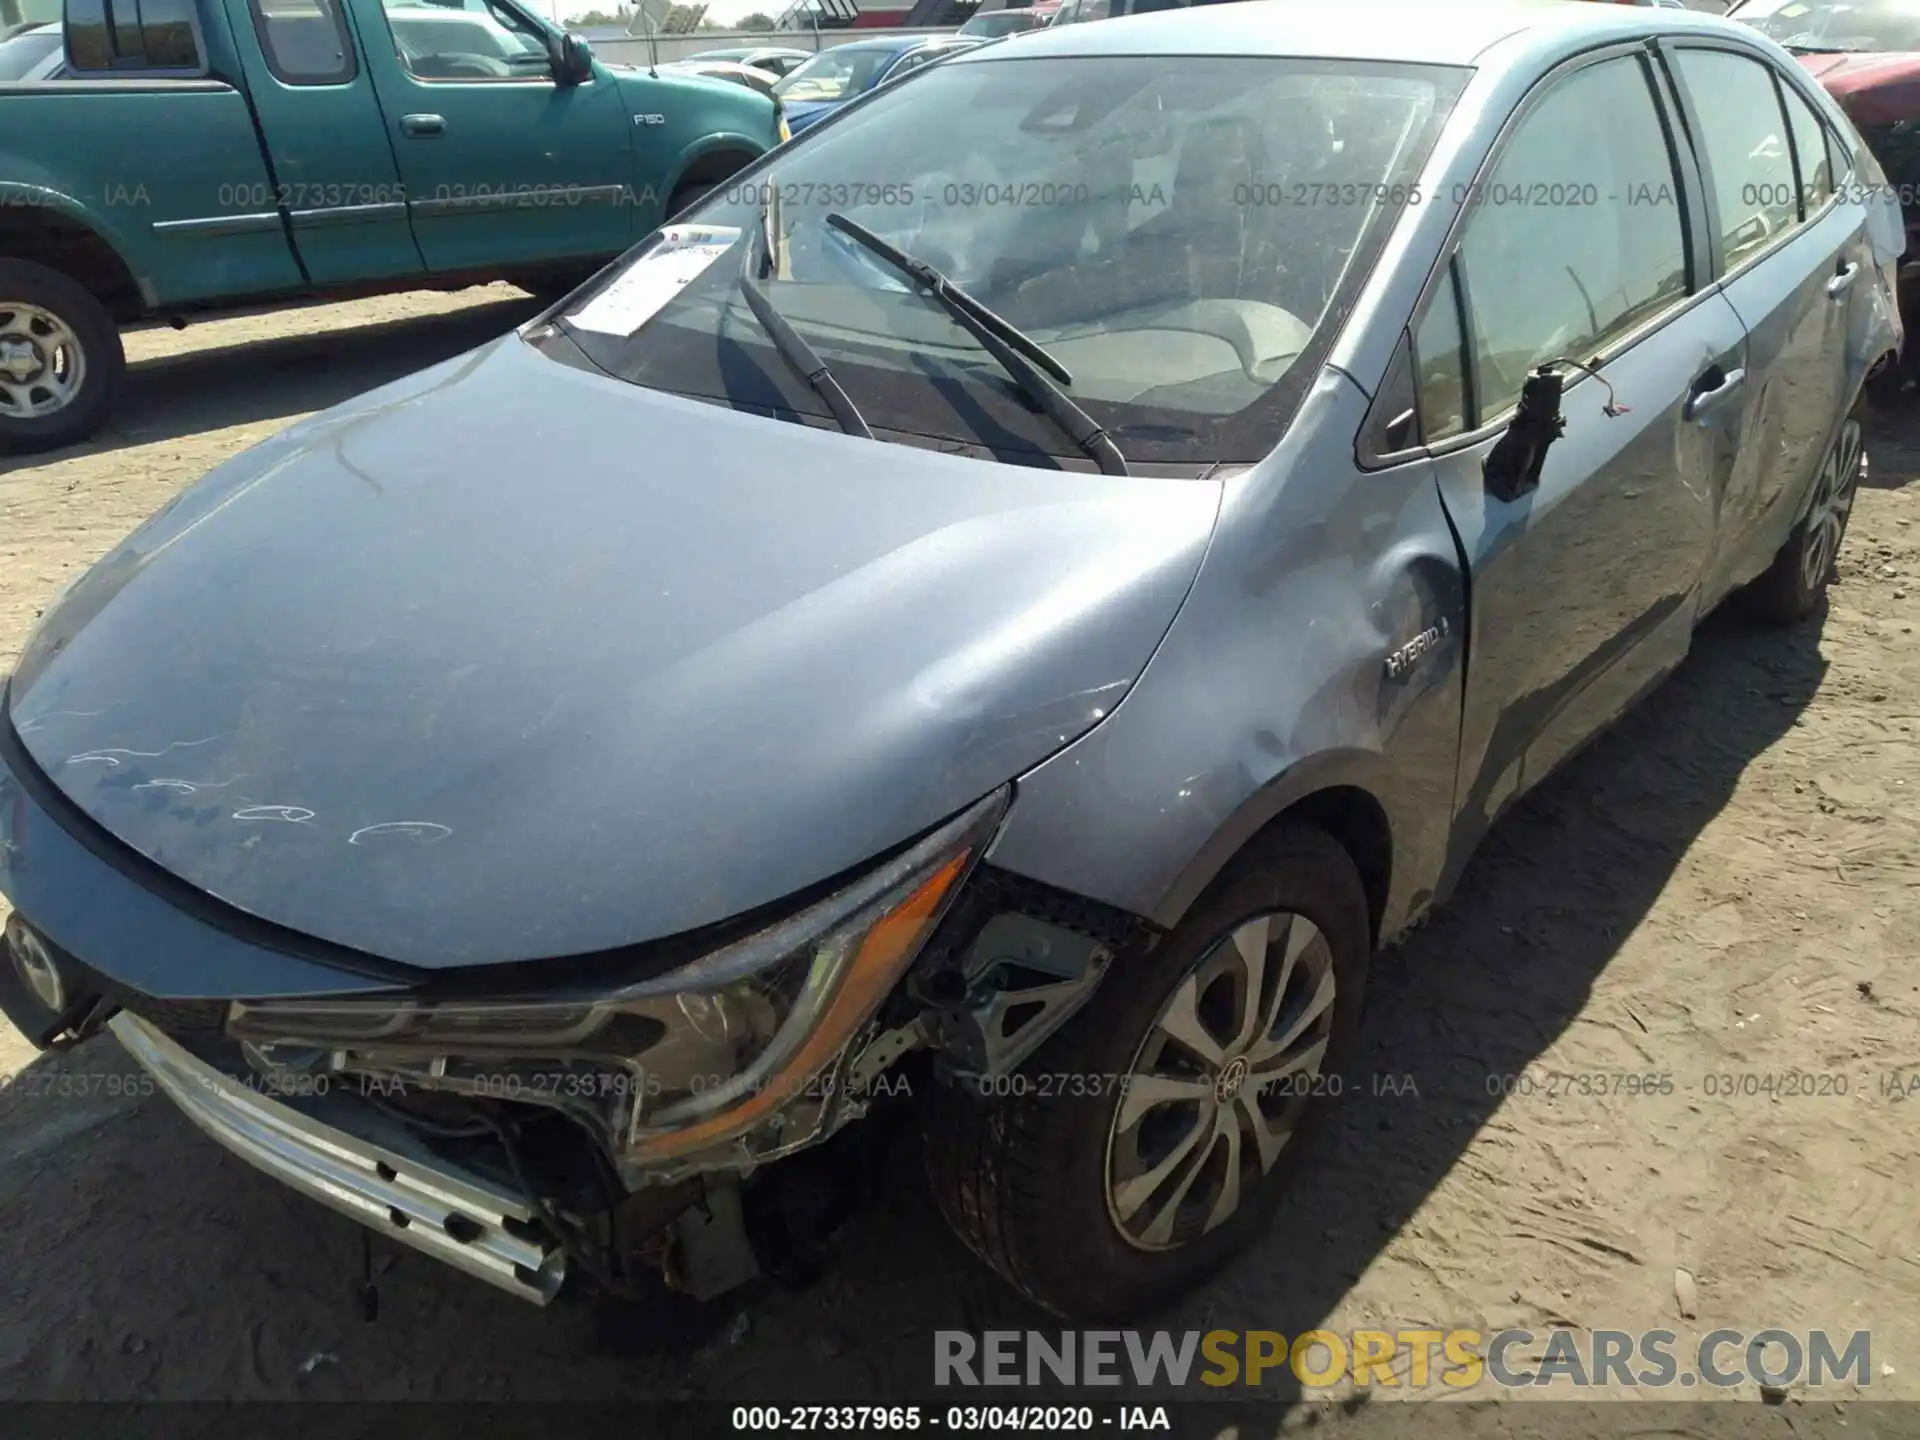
(1731, 0), (1920, 51)
(774, 46), (901, 101)
(552, 54), (1462, 469)
(961, 12), (1046, 34)
(0, 24), (59, 79)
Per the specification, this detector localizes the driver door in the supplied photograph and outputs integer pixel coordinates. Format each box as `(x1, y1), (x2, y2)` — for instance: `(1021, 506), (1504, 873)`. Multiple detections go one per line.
(1418, 47), (1751, 865)
(356, 0), (633, 272)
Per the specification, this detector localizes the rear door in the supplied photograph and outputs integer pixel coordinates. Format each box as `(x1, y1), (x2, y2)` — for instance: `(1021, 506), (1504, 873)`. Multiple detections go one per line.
(1661, 42), (1861, 606)
(223, 0), (423, 285)
(353, 0), (632, 273)
(1411, 46), (1751, 863)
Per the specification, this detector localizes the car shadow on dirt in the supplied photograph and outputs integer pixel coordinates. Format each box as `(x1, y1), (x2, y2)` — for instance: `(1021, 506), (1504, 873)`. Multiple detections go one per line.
(0, 296), (541, 475)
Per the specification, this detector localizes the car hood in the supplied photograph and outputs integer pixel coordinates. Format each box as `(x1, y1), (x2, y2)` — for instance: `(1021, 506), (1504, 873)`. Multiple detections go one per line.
(1796, 50), (1920, 126)
(781, 98), (841, 131)
(6, 335), (1220, 972)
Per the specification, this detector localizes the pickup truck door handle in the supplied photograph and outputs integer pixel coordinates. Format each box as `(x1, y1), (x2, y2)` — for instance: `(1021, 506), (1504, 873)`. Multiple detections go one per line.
(1827, 261), (1860, 299)
(1685, 365), (1745, 422)
(400, 113), (445, 137)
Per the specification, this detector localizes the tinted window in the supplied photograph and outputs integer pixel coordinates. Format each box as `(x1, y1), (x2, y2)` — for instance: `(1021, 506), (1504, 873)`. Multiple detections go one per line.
(65, 0), (201, 70)
(1457, 55), (1689, 423)
(774, 46), (897, 102)
(249, 0), (355, 82)
(1414, 259), (1468, 443)
(1781, 81), (1834, 215)
(1674, 48), (1798, 269)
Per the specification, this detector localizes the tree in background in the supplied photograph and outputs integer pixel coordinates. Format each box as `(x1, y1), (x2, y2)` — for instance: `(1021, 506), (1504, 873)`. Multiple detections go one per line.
(737, 10), (776, 27)
(570, 7), (626, 23)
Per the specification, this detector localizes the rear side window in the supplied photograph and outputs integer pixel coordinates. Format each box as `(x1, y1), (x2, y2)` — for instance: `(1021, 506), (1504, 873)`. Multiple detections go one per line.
(65, 0), (203, 72)
(1781, 82), (1835, 215)
(248, 0), (356, 85)
(1672, 49), (1799, 269)
(1452, 54), (1690, 425)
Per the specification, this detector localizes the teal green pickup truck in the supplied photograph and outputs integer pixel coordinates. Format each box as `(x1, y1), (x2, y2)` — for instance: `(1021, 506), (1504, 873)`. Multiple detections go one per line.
(0, 0), (786, 452)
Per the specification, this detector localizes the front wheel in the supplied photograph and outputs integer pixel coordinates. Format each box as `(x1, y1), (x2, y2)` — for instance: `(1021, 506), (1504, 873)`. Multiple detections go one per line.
(0, 259), (125, 455)
(924, 822), (1371, 1321)
(1741, 401), (1864, 625)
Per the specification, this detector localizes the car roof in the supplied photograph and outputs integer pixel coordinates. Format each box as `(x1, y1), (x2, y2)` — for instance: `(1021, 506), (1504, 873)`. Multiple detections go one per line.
(966, 0), (1746, 68)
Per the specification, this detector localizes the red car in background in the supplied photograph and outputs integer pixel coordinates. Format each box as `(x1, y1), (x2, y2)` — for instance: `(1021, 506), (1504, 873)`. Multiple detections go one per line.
(1731, 0), (1920, 395)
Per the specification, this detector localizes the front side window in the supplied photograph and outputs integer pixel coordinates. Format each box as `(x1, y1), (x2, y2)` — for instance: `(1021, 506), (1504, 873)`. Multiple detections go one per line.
(1454, 54), (1689, 424)
(553, 54), (1464, 468)
(1414, 259), (1468, 443)
(1673, 48), (1799, 270)
(381, 0), (549, 80)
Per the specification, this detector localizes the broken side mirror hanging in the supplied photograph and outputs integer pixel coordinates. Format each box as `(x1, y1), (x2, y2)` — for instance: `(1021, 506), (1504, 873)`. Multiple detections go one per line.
(1482, 357), (1629, 503)
(1483, 365), (1566, 503)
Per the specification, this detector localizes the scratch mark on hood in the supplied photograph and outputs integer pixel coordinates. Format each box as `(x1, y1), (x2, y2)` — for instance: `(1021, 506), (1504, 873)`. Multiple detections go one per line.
(233, 805), (315, 824)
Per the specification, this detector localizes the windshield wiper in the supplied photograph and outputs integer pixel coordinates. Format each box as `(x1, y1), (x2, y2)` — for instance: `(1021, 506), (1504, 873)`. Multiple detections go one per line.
(822, 212), (1128, 476)
(734, 207), (873, 439)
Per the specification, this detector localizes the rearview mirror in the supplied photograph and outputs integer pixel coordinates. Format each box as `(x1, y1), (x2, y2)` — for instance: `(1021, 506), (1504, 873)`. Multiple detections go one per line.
(551, 30), (594, 85)
(1483, 366), (1566, 503)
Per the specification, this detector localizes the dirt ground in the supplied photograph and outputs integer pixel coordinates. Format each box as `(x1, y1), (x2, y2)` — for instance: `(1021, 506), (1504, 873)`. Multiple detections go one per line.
(0, 287), (1915, 1407)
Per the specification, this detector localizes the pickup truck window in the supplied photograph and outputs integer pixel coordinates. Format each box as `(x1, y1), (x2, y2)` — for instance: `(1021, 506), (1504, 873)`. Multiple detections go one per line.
(379, 0), (550, 82)
(66, 0), (202, 72)
(247, 0), (356, 85)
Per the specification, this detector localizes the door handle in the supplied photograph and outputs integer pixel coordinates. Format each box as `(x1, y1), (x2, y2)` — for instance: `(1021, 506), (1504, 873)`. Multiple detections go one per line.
(400, 113), (445, 137)
(1685, 365), (1745, 422)
(1828, 261), (1860, 299)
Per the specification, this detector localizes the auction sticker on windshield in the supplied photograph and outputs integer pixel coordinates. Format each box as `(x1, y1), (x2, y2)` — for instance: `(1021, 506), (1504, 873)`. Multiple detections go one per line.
(567, 225), (742, 336)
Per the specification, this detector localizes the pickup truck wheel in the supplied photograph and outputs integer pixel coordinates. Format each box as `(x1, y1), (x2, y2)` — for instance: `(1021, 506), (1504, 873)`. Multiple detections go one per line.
(923, 821), (1370, 1321)
(1742, 400), (1864, 626)
(666, 181), (719, 221)
(0, 260), (124, 454)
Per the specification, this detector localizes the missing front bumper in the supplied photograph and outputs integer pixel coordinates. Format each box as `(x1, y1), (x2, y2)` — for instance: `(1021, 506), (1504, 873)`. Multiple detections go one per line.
(109, 1011), (567, 1305)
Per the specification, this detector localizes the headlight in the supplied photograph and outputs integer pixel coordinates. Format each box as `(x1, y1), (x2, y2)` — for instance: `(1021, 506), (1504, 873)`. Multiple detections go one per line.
(228, 789), (1006, 1181)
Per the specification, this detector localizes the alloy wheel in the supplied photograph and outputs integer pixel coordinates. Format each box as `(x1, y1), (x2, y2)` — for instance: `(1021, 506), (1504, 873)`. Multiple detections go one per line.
(1801, 417), (1863, 593)
(0, 302), (86, 420)
(1104, 911), (1338, 1252)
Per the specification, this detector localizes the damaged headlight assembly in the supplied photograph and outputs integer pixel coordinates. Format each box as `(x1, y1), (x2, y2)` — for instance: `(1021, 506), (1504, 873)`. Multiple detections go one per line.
(227, 790), (1008, 1185)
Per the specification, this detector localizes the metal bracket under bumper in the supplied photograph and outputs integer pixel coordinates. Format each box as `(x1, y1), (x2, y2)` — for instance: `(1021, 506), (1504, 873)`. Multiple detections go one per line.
(109, 1012), (566, 1305)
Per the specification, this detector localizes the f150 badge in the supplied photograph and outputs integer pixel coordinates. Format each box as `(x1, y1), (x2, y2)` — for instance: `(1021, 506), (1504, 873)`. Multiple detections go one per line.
(1385, 616), (1451, 679)
(634, 114), (666, 126)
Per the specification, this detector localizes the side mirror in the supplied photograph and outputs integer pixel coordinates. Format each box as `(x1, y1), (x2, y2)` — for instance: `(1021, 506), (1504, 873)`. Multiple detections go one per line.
(551, 30), (594, 85)
(1483, 366), (1565, 503)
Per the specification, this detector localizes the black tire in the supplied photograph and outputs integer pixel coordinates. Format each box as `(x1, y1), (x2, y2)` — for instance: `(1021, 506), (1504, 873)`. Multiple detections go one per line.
(668, 177), (737, 223)
(1741, 398), (1865, 626)
(0, 259), (124, 455)
(924, 821), (1372, 1321)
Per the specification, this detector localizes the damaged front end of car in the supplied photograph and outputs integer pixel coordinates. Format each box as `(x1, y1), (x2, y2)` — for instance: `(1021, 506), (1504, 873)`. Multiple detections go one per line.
(3, 778), (1146, 1309)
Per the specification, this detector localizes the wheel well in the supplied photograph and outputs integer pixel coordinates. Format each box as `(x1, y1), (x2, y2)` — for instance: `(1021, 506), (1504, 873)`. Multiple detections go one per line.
(0, 214), (142, 322)
(671, 148), (758, 201)
(1277, 786), (1393, 947)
